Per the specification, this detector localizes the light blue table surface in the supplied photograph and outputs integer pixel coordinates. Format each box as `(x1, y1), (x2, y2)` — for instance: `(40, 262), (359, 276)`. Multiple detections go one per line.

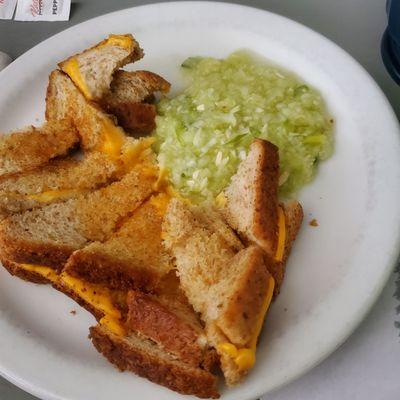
(0, 1), (398, 399)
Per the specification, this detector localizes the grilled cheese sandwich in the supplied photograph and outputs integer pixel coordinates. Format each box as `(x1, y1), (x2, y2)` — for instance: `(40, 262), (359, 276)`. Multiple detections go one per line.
(0, 33), (305, 398)
(59, 34), (143, 102)
(217, 274), (275, 371)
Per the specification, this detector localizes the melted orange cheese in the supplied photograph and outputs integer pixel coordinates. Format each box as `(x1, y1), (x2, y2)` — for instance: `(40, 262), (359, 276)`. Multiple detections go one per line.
(27, 189), (85, 203)
(153, 167), (169, 192)
(217, 275), (275, 371)
(62, 34), (133, 100)
(98, 118), (125, 158)
(18, 264), (126, 335)
(62, 58), (92, 99)
(59, 273), (121, 319)
(149, 193), (171, 216)
(103, 34), (133, 50)
(120, 137), (156, 171)
(249, 275), (275, 349)
(20, 263), (59, 283)
(99, 315), (127, 336)
(275, 206), (286, 262)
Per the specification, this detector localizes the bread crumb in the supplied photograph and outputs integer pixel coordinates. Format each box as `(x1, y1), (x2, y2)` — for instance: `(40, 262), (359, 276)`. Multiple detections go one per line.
(70, 310), (77, 315)
(309, 218), (319, 227)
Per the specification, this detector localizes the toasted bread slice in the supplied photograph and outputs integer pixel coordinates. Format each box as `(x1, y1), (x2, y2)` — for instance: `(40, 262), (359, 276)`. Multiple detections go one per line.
(189, 205), (244, 253)
(101, 70), (170, 134)
(0, 258), (127, 323)
(221, 138), (279, 258)
(0, 135), (155, 216)
(58, 34), (143, 101)
(0, 122), (79, 178)
(103, 70), (170, 106)
(65, 194), (172, 291)
(163, 199), (274, 385)
(0, 164), (156, 268)
(127, 271), (216, 368)
(0, 152), (120, 215)
(1, 259), (56, 284)
(220, 138), (303, 294)
(89, 325), (219, 399)
(163, 199), (237, 301)
(208, 246), (273, 347)
(46, 70), (129, 155)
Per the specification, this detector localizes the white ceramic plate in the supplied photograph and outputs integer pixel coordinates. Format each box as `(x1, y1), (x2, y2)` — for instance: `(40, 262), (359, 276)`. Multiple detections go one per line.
(0, 2), (399, 400)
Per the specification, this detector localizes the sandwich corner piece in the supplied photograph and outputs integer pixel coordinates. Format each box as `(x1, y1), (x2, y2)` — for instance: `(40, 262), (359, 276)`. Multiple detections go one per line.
(0, 122), (79, 178)
(58, 34), (144, 101)
(162, 198), (275, 385)
(0, 31), (306, 399)
(163, 138), (303, 386)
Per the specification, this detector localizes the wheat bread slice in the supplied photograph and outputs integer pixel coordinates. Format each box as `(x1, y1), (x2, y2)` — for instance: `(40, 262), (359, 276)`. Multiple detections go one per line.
(104, 70), (170, 106)
(0, 152), (120, 215)
(0, 165), (156, 268)
(208, 246), (272, 347)
(46, 70), (129, 154)
(0, 122), (79, 178)
(58, 34), (143, 101)
(127, 271), (217, 368)
(220, 138), (279, 258)
(219, 138), (303, 295)
(189, 205), (244, 253)
(65, 194), (172, 291)
(101, 70), (170, 134)
(163, 199), (273, 385)
(163, 199), (238, 314)
(89, 324), (220, 399)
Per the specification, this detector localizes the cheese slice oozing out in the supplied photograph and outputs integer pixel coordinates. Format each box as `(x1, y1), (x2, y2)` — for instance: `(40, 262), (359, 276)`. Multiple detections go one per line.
(17, 263), (126, 336)
(217, 274), (275, 370)
(27, 189), (86, 203)
(120, 137), (156, 171)
(20, 263), (59, 283)
(275, 205), (286, 262)
(62, 58), (92, 100)
(103, 34), (133, 50)
(98, 118), (126, 158)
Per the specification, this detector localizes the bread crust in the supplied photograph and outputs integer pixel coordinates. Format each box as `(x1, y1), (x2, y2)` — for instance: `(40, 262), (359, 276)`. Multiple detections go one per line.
(0, 234), (76, 269)
(65, 250), (158, 291)
(52, 280), (105, 320)
(58, 34), (144, 102)
(0, 123), (79, 178)
(101, 70), (170, 134)
(0, 259), (120, 321)
(250, 139), (279, 255)
(1, 259), (51, 284)
(106, 102), (157, 135)
(222, 139), (279, 258)
(216, 246), (271, 346)
(127, 290), (205, 367)
(89, 325), (220, 399)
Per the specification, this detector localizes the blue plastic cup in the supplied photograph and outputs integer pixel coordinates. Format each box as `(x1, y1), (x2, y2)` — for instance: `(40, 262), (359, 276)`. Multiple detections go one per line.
(382, 0), (400, 84)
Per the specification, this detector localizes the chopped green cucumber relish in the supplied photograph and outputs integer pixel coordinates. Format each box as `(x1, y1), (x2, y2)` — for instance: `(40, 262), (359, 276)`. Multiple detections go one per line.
(155, 51), (333, 202)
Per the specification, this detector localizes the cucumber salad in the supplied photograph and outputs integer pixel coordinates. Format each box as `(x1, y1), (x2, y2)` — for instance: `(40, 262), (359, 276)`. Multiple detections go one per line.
(155, 51), (333, 202)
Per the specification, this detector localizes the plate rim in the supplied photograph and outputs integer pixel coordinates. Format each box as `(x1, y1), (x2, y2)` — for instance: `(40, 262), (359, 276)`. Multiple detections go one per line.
(0, 2), (400, 400)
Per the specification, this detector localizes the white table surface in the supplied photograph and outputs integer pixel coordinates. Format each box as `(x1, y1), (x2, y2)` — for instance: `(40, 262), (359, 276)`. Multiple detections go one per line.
(0, 0), (399, 399)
